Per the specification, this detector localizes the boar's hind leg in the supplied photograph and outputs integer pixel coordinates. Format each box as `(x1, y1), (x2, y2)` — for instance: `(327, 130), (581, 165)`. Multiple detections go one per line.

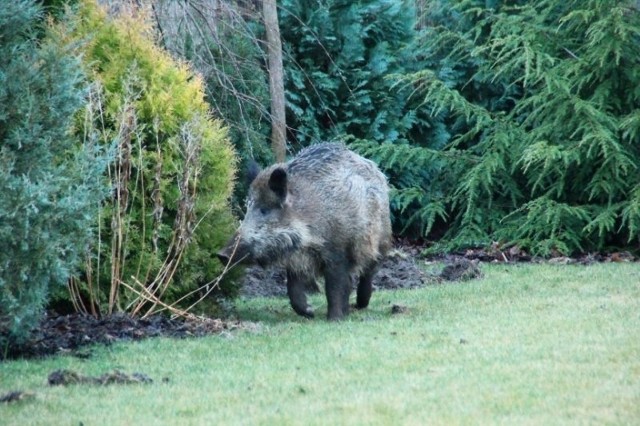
(355, 263), (378, 310)
(286, 270), (314, 318)
(323, 256), (352, 321)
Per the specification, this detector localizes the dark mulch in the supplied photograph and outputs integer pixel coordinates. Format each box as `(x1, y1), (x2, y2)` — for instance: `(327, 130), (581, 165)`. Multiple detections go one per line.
(239, 248), (484, 299)
(5, 312), (244, 361)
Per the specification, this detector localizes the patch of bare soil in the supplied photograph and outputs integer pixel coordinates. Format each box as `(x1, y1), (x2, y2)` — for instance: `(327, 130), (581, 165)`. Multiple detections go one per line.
(445, 243), (636, 265)
(373, 249), (431, 290)
(5, 312), (244, 361)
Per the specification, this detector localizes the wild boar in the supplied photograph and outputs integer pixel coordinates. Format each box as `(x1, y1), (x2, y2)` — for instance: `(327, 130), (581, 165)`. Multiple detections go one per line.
(218, 143), (391, 320)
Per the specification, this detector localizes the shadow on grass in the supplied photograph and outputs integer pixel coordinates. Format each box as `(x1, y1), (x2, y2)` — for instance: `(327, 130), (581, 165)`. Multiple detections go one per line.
(232, 293), (403, 325)
(233, 296), (302, 324)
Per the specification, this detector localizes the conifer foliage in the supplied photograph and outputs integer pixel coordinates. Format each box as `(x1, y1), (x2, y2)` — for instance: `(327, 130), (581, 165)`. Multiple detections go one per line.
(367, 0), (640, 255)
(279, 0), (426, 148)
(0, 0), (109, 349)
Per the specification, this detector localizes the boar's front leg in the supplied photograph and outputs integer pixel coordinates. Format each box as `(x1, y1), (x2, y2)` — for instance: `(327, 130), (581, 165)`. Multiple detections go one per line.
(355, 263), (378, 310)
(286, 270), (314, 318)
(323, 255), (352, 321)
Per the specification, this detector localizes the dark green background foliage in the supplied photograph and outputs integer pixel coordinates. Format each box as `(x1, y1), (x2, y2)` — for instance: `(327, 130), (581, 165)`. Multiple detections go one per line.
(0, 0), (109, 348)
(193, 15), (274, 209)
(360, 0), (640, 255)
(279, 0), (429, 148)
(201, 22), (273, 206)
(199, 19), (273, 167)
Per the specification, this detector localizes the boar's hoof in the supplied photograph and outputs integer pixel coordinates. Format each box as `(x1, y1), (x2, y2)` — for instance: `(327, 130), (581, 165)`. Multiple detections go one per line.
(292, 306), (314, 319)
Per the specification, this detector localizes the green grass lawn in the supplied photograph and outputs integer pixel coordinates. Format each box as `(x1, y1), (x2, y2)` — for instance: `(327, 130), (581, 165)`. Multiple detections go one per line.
(2, 263), (640, 425)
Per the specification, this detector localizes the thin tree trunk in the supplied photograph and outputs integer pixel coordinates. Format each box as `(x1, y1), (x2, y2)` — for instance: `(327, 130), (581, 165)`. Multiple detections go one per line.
(263, 0), (287, 162)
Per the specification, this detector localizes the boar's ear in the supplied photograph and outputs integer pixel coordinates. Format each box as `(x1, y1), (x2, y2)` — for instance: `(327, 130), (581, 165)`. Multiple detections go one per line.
(246, 160), (261, 185)
(268, 167), (287, 200)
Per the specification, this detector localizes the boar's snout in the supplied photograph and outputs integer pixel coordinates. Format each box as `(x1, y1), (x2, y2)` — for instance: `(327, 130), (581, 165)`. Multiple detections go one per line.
(217, 233), (250, 267)
(216, 251), (231, 265)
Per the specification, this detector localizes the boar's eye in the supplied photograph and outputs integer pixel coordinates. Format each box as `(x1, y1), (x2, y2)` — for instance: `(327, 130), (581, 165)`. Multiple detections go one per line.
(259, 207), (269, 216)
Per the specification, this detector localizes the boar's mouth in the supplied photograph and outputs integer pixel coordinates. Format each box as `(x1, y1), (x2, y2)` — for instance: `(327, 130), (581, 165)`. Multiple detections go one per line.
(251, 230), (303, 267)
(218, 229), (304, 268)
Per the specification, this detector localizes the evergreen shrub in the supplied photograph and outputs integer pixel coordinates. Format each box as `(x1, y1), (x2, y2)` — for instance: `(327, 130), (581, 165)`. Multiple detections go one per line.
(370, 0), (640, 255)
(0, 0), (109, 350)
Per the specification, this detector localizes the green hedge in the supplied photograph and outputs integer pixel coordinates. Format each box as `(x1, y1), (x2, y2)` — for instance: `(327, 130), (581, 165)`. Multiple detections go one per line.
(362, 0), (640, 255)
(0, 0), (109, 350)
